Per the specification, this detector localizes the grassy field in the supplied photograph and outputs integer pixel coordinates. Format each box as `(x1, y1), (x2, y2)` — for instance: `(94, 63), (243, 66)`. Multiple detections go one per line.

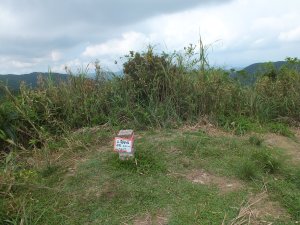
(1, 124), (299, 224)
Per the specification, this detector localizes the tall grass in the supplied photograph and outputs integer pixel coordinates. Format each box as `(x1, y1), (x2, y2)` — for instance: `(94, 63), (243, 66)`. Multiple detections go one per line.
(254, 62), (300, 122)
(0, 47), (300, 152)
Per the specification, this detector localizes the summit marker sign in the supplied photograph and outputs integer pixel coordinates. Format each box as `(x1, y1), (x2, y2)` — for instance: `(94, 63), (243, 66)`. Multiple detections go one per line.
(114, 130), (134, 160)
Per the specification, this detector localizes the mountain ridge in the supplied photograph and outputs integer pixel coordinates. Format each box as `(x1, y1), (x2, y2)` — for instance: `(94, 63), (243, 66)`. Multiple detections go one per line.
(0, 60), (297, 90)
(0, 72), (68, 90)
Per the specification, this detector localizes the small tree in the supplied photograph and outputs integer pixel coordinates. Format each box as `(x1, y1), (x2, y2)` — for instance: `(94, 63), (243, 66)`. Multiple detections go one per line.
(123, 46), (177, 103)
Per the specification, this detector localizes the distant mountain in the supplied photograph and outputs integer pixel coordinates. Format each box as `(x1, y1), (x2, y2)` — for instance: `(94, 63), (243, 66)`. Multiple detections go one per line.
(242, 61), (286, 75)
(230, 61), (299, 85)
(1, 61), (297, 92)
(0, 71), (123, 94)
(0, 72), (68, 90)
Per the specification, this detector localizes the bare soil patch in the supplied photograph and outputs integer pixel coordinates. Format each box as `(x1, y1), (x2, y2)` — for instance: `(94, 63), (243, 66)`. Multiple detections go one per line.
(264, 133), (300, 164)
(65, 158), (87, 177)
(180, 123), (234, 137)
(173, 169), (289, 223)
(132, 210), (169, 225)
(293, 127), (300, 140)
(184, 169), (243, 193)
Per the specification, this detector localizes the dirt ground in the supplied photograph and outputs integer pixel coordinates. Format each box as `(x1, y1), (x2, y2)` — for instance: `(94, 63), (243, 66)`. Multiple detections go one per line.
(264, 129), (300, 164)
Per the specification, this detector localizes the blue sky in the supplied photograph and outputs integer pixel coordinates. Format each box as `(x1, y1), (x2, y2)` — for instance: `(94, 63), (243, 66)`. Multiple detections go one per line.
(0, 0), (300, 74)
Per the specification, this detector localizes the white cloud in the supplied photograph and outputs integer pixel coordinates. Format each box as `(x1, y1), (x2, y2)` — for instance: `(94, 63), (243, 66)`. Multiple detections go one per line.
(251, 38), (266, 48)
(0, 56), (36, 74)
(139, 0), (300, 67)
(279, 27), (300, 42)
(1, 0), (300, 73)
(11, 61), (34, 68)
(82, 32), (152, 57)
(51, 50), (62, 61)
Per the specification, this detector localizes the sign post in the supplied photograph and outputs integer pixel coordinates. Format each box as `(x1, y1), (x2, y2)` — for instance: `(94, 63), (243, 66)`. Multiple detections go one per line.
(114, 130), (134, 160)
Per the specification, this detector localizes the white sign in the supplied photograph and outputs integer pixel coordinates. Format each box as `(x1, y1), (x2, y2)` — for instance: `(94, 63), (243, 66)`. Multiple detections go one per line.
(114, 138), (133, 153)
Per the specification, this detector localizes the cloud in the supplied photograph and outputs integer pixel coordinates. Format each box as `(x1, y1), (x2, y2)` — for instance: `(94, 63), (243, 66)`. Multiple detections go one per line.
(0, 0), (231, 27)
(80, 0), (300, 69)
(1, 0), (300, 73)
(51, 51), (62, 62)
(83, 32), (151, 57)
(0, 56), (41, 74)
(0, 0), (232, 73)
(279, 27), (300, 42)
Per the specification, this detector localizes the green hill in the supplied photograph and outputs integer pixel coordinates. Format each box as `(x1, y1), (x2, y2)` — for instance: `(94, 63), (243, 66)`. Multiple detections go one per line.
(0, 72), (68, 90)
(230, 60), (300, 85)
(242, 61), (286, 74)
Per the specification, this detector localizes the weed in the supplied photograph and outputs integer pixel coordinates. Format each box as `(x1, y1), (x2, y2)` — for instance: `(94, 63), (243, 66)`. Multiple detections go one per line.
(252, 148), (283, 174)
(268, 179), (300, 220)
(109, 141), (167, 175)
(268, 122), (294, 137)
(235, 158), (259, 180)
(39, 165), (60, 178)
(249, 135), (263, 146)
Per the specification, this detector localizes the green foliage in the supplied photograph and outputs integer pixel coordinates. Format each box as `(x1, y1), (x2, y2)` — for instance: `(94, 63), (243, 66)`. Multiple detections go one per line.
(254, 62), (300, 122)
(268, 122), (294, 137)
(218, 116), (261, 135)
(0, 101), (19, 151)
(235, 159), (259, 180)
(123, 46), (177, 104)
(39, 165), (60, 178)
(109, 141), (167, 175)
(248, 135), (263, 146)
(0, 46), (300, 153)
(269, 179), (300, 220)
(251, 148), (283, 174)
(235, 147), (283, 180)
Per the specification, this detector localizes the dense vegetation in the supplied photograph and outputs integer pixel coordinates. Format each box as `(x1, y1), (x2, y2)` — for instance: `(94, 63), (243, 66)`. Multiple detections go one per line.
(0, 47), (300, 152)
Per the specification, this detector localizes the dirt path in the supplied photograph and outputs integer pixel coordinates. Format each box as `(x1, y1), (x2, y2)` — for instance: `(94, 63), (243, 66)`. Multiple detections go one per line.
(264, 130), (300, 164)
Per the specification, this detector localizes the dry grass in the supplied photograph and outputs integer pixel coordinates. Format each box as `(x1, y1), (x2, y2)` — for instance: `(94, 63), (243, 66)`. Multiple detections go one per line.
(229, 191), (268, 225)
(131, 210), (169, 225)
(264, 133), (300, 164)
(229, 190), (290, 225)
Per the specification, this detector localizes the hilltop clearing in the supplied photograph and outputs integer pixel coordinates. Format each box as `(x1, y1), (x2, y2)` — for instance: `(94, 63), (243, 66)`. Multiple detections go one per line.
(1, 125), (299, 224)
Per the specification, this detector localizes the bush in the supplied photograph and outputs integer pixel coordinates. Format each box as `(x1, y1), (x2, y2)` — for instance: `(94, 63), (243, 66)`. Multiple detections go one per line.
(254, 59), (300, 122)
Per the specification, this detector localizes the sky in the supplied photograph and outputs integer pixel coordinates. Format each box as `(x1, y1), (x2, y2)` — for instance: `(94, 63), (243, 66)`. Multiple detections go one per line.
(0, 0), (300, 74)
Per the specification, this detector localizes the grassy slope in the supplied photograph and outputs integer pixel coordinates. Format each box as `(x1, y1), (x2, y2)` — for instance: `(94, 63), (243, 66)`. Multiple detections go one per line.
(1, 126), (299, 225)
